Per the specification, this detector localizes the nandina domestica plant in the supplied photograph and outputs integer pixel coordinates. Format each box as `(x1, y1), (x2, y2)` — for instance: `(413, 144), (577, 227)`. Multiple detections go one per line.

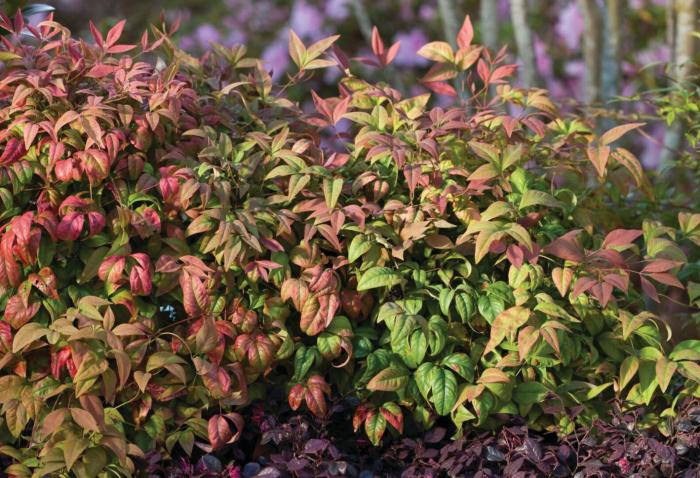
(0, 11), (698, 476)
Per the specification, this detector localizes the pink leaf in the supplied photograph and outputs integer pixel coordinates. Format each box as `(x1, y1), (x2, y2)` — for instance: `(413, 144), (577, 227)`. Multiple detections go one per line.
(106, 19), (126, 47)
(602, 229), (642, 249)
(456, 15), (474, 50)
(56, 212), (84, 241)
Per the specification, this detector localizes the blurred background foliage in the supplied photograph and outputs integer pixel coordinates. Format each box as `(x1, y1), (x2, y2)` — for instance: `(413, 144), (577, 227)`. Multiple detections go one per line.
(1, 0), (695, 170)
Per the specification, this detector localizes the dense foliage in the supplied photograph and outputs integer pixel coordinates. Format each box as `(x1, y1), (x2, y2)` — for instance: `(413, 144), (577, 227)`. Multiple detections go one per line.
(152, 397), (700, 477)
(0, 11), (698, 477)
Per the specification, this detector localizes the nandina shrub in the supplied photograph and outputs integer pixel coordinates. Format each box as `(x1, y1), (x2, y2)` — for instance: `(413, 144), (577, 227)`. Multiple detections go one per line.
(0, 12), (699, 476)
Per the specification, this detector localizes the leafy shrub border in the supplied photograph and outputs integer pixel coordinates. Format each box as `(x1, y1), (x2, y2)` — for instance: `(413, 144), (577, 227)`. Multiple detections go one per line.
(0, 11), (698, 477)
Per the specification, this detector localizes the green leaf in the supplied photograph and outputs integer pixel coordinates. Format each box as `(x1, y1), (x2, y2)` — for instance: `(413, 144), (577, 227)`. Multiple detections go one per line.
(474, 228), (504, 263)
(438, 287), (455, 316)
(348, 234), (372, 263)
(12, 323), (48, 353)
(323, 177), (343, 209)
(78, 246), (109, 283)
(619, 355), (639, 391)
(364, 411), (387, 446)
(505, 223), (533, 252)
(415, 364), (457, 416)
(0, 52), (21, 61)
(357, 267), (403, 291)
(584, 382), (612, 400)
(416, 41), (454, 62)
(678, 361), (700, 383)
(514, 381), (549, 405)
(427, 316), (448, 356)
(146, 352), (187, 372)
(483, 306), (531, 356)
(638, 361), (658, 405)
(655, 356), (677, 393)
(403, 329), (428, 368)
(454, 291), (474, 323)
(442, 353), (475, 382)
(367, 366), (409, 391)
(670, 340), (700, 362)
(478, 295), (504, 324)
(519, 190), (563, 210)
(63, 437), (89, 471)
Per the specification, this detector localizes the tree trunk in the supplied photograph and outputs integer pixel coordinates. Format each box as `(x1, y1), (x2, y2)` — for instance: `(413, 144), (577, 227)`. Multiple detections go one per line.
(438, 0), (459, 48)
(673, 0), (697, 83)
(349, 0), (373, 44)
(509, 0), (538, 87)
(661, 0), (697, 170)
(480, 0), (499, 51)
(601, 0), (622, 103)
(578, 0), (604, 104)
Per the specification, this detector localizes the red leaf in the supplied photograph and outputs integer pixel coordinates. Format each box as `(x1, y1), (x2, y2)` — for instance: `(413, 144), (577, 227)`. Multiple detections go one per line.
(5, 295), (40, 329)
(603, 273), (629, 293)
(180, 271), (210, 317)
(98, 255), (126, 287)
(0, 138), (26, 165)
(544, 231), (584, 263)
(106, 19), (126, 47)
(423, 81), (457, 97)
(371, 26), (384, 57)
(506, 244), (525, 268)
(640, 276), (660, 303)
(29, 267), (59, 299)
(23, 123), (38, 150)
(587, 145), (611, 178)
(353, 403), (370, 432)
(590, 282), (614, 307)
(456, 15), (474, 50)
(305, 375), (330, 417)
(551, 267), (573, 297)
(288, 383), (305, 410)
(385, 41), (401, 65)
(600, 122), (645, 146)
(56, 211), (84, 241)
(86, 64), (116, 78)
(571, 277), (597, 299)
(403, 164), (422, 196)
(379, 405), (404, 433)
(602, 229), (642, 249)
(89, 20), (104, 47)
(642, 260), (683, 273)
(649, 272), (684, 289)
(129, 253), (152, 296)
(86, 211), (105, 236)
(207, 413), (243, 451)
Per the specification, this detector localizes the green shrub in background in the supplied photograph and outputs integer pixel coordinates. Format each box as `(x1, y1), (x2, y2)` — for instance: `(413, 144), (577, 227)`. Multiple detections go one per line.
(0, 12), (698, 477)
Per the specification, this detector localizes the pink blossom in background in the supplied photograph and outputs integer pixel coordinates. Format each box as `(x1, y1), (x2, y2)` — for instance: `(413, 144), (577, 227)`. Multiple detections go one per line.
(290, 0), (324, 40)
(399, 2), (414, 22)
(262, 37), (290, 80)
(640, 124), (666, 169)
(534, 36), (569, 99)
(325, 0), (351, 21)
(419, 5), (436, 22)
(635, 42), (671, 67)
(498, 0), (510, 21)
(393, 29), (430, 68)
(323, 65), (343, 83)
(630, 0), (667, 8)
(225, 30), (247, 46)
(180, 23), (221, 50)
(563, 60), (585, 102)
(555, 2), (583, 52)
(534, 36), (553, 79)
